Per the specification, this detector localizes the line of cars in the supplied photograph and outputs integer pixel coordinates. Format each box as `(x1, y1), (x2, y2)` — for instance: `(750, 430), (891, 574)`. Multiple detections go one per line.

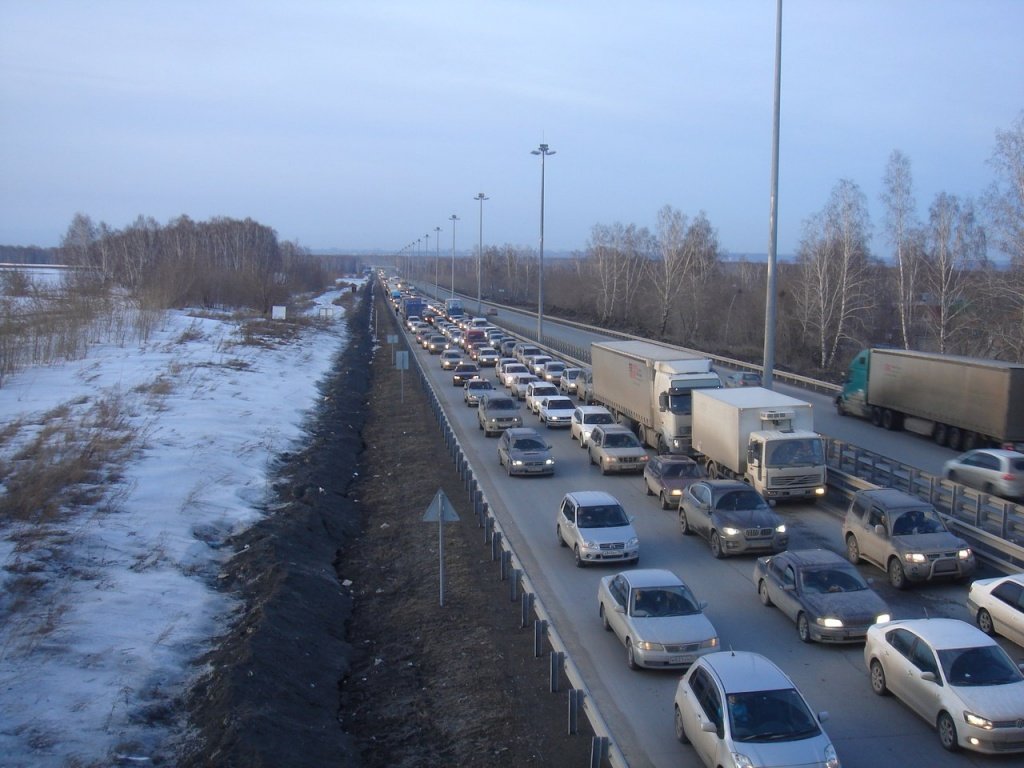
(398, 297), (1024, 763)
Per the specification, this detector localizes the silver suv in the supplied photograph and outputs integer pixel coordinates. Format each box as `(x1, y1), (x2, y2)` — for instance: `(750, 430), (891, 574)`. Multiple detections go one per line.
(477, 394), (523, 437)
(842, 488), (976, 589)
(556, 491), (639, 568)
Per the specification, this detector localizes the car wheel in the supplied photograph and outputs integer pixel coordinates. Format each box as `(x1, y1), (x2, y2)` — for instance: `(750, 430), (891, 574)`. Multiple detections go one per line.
(937, 711), (960, 752)
(600, 461), (608, 476)
(659, 492), (671, 510)
(625, 638), (638, 670)
(977, 608), (994, 635)
(645, 482), (653, 497)
(674, 705), (689, 744)
(758, 580), (773, 606)
(797, 613), (812, 643)
(589, 451), (595, 465)
(573, 545), (585, 568)
(709, 531), (725, 559)
(557, 525), (567, 547)
(869, 659), (889, 696)
(579, 438), (586, 450)
(946, 469), (957, 482)
(845, 534), (861, 564)
(679, 511), (692, 536)
(506, 460), (513, 477)
(887, 557), (907, 590)
(600, 603), (611, 631)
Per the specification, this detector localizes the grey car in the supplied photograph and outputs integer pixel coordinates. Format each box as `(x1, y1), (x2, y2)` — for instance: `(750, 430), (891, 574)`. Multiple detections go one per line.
(587, 424), (649, 475)
(678, 480), (788, 558)
(556, 490), (639, 568)
(644, 455), (706, 509)
(674, 651), (839, 768)
(943, 448), (1024, 500)
(753, 549), (891, 643)
(842, 488), (976, 589)
(477, 394), (523, 437)
(497, 427), (555, 476)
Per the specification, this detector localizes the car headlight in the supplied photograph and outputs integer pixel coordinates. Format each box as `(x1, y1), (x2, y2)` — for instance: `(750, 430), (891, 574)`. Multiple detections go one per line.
(817, 617), (844, 628)
(958, 548), (972, 560)
(670, 489), (682, 496)
(511, 460), (524, 466)
(582, 539), (599, 549)
(626, 537), (639, 548)
(904, 553), (927, 564)
(775, 524), (787, 533)
(636, 640), (665, 651)
(964, 711), (994, 730)
(701, 637), (719, 649)
(825, 743), (840, 768)
(721, 526), (740, 536)
(875, 613), (891, 624)
(729, 753), (755, 768)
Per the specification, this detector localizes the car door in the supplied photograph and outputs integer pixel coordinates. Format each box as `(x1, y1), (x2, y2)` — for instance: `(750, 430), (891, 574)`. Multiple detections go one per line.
(604, 575), (630, 643)
(859, 504), (890, 567)
(497, 431), (510, 467)
(559, 498), (578, 549)
(589, 428), (604, 465)
(901, 636), (944, 721)
(989, 580), (1024, 646)
(770, 561), (802, 623)
(645, 457), (663, 495)
(686, 667), (724, 767)
(878, 628), (917, 703)
(687, 484), (712, 538)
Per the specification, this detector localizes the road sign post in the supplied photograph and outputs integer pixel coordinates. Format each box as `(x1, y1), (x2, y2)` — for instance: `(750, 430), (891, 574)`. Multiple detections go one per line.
(422, 488), (460, 606)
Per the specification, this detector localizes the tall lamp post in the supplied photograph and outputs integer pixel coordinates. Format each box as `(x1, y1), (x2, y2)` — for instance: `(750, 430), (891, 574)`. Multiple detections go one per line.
(434, 225), (441, 291)
(424, 232), (430, 288)
(762, 0), (783, 390)
(473, 192), (489, 314)
(531, 143), (555, 342)
(448, 214), (459, 299)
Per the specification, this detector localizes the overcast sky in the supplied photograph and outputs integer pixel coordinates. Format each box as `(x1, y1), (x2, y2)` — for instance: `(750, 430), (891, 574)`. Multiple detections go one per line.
(1, 1), (1021, 257)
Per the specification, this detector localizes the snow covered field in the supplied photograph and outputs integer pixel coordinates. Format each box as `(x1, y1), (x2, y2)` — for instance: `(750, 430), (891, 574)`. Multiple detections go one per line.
(0, 280), (359, 766)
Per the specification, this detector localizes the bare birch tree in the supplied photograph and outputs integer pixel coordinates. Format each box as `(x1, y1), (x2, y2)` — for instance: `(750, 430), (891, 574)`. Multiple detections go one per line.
(880, 150), (923, 349)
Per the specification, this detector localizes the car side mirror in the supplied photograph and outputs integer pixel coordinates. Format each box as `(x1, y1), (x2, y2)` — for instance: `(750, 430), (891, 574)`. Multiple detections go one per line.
(614, 604), (625, 615)
(628, 515), (635, 523)
(920, 671), (937, 683)
(818, 711), (830, 724)
(700, 721), (717, 734)
(874, 524), (887, 537)
(698, 600), (708, 610)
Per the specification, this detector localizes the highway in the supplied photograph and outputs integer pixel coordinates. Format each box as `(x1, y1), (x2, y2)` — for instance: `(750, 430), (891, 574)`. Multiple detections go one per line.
(397, 304), (1022, 768)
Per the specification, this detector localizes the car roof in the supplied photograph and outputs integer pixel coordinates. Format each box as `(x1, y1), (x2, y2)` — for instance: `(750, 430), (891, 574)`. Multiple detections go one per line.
(575, 405), (611, 414)
(565, 490), (621, 506)
(597, 424), (634, 434)
(772, 548), (848, 569)
(881, 618), (995, 649)
(855, 488), (933, 509)
(618, 568), (684, 589)
(964, 448), (1024, 459)
(653, 455), (698, 465)
(700, 651), (793, 694)
(701, 479), (754, 493)
(505, 427), (542, 439)
(544, 397), (574, 406)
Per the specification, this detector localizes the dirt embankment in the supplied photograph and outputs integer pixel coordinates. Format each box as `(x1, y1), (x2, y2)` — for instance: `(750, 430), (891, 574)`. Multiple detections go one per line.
(180, 284), (590, 767)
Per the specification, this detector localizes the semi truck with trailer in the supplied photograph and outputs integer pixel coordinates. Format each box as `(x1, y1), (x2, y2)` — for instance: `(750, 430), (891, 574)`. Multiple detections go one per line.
(590, 340), (721, 454)
(835, 348), (1024, 451)
(691, 388), (827, 501)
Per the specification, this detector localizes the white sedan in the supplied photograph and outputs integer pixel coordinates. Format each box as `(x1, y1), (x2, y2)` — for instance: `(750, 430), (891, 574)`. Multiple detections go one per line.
(864, 617), (1024, 754)
(537, 396), (575, 428)
(967, 572), (1024, 646)
(597, 569), (718, 670)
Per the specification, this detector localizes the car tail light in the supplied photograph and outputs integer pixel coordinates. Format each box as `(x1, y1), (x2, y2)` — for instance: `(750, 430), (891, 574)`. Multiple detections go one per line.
(1002, 473), (1015, 481)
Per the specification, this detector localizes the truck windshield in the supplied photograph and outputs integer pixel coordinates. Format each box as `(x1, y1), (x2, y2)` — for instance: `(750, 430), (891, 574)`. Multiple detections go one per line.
(666, 378), (722, 415)
(766, 438), (824, 468)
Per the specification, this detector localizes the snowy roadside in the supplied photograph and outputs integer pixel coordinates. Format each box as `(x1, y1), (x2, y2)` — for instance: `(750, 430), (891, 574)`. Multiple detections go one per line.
(0, 281), (360, 766)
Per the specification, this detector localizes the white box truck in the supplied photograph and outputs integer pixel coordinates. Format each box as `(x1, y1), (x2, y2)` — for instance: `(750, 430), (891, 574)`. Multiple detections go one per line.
(590, 340), (721, 454)
(692, 387), (827, 501)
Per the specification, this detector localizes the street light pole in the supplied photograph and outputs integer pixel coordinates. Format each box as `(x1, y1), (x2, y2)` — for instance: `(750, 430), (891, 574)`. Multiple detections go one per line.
(531, 143), (555, 342)
(762, 0), (783, 390)
(434, 226), (441, 291)
(424, 232), (430, 287)
(448, 214), (459, 299)
(474, 192), (489, 315)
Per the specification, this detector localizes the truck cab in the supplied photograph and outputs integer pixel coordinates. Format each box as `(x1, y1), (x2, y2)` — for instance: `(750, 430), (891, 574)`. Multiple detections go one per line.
(651, 363), (721, 453)
(836, 349), (871, 419)
(745, 431), (827, 500)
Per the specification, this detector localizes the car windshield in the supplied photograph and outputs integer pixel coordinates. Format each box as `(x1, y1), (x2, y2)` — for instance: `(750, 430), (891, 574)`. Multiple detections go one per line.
(585, 413), (614, 425)
(766, 438), (825, 468)
(662, 463), (702, 479)
(512, 438), (546, 451)
(604, 433), (640, 448)
(715, 490), (767, 511)
(488, 399), (516, 411)
(468, 381), (491, 389)
(727, 689), (821, 743)
(630, 586), (700, 618)
(577, 504), (629, 528)
(890, 507), (946, 536)
(545, 399), (573, 410)
(938, 645), (1024, 686)
(799, 566), (867, 594)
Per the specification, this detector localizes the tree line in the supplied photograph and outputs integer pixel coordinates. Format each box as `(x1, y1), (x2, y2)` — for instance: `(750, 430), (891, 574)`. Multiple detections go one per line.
(406, 112), (1024, 379)
(60, 213), (334, 313)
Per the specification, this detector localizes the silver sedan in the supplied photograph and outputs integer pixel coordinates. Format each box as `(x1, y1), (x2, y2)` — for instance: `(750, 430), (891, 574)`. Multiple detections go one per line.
(597, 568), (718, 670)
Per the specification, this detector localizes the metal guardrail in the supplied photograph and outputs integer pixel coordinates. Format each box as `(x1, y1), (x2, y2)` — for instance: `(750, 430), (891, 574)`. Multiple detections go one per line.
(380, 286), (626, 768)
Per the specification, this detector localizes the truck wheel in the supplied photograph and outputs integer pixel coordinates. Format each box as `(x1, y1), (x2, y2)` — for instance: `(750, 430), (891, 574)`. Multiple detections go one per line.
(835, 397), (847, 416)
(933, 423), (949, 446)
(657, 435), (669, 455)
(870, 407), (883, 427)
(706, 461), (718, 480)
(881, 409), (898, 430)
(947, 427), (963, 451)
